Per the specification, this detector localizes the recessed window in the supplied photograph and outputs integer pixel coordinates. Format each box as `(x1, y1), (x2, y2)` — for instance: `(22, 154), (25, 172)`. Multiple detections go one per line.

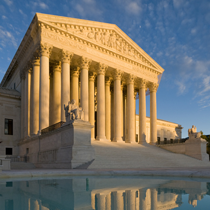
(6, 148), (13, 155)
(5, 119), (13, 135)
(157, 137), (160, 144)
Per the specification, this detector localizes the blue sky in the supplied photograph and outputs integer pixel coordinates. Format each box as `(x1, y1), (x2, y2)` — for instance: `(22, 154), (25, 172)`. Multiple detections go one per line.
(0, 0), (210, 137)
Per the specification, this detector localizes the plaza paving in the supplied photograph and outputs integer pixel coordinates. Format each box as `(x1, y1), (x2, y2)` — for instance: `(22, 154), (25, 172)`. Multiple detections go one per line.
(89, 140), (210, 169)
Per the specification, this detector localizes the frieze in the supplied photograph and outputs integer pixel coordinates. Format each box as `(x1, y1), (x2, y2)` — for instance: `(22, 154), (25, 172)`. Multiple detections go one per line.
(39, 22), (160, 74)
(50, 22), (155, 67)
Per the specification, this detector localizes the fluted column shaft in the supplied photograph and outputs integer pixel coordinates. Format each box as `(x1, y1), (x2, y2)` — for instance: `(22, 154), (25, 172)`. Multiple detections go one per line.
(127, 190), (136, 210)
(121, 84), (124, 138)
(89, 72), (95, 140)
(113, 70), (122, 142)
(96, 64), (106, 140)
(105, 77), (111, 140)
(96, 194), (106, 210)
(139, 189), (147, 210)
(71, 67), (79, 106)
(126, 75), (135, 143)
(150, 83), (158, 145)
(61, 51), (73, 122)
(52, 62), (61, 124)
(113, 191), (124, 209)
(123, 92), (127, 141)
(31, 57), (40, 135)
(20, 74), (25, 139)
(80, 57), (91, 121)
(151, 189), (158, 210)
(24, 69), (31, 137)
(134, 92), (137, 142)
(39, 43), (52, 131)
(139, 79), (147, 144)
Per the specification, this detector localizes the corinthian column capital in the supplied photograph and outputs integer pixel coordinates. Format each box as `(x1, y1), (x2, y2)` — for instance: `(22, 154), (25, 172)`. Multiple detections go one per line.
(71, 66), (80, 77)
(40, 42), (53, 57)
(139, 78), (147, 89)
(113, 69), (122, 80)
(61, 50), (74, 64)
(127, 74), (134, 84)
(105, 76), (111, 85)
(89, 71), (96, 81)
(97, 63), (108, 75)
(149, 82), (159, 92)
(32, 55), (40, 66)
(52, 61), (61, 72)
(80, 56), (92, 69)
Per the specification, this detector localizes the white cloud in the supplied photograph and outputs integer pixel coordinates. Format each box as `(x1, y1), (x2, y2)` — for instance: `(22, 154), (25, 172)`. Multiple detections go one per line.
(127, 2), (141, 15)
(3, 0), (12, 6)
(0, 69), (6, 74)
(39, 2), (48, 9)
(2, 15), (7, 19)
(173, 0), (184, 9)
(145, 19), (151, 28)
(191, 28), (196, 34)
(0, 26), (17, 48)
(83, 0), (94, 3)
(175, 81), (186, 94)
(19, 9), (26, 16)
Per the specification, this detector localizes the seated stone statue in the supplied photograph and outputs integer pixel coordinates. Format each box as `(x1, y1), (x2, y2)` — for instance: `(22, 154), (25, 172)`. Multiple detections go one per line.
(64, 99), (84, 122)
(188, 125), (201, 138)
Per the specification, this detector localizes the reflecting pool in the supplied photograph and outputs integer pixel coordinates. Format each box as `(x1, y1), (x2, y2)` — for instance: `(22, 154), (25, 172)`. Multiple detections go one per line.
(0, 176), (210, 210)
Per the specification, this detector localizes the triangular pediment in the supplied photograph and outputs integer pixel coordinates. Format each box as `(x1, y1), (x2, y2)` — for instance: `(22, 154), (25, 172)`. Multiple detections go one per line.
(36, 13), (164, 74)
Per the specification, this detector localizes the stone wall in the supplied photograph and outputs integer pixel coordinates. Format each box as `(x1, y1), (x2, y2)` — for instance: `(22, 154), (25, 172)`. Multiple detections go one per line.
(158, 144), (185, 154)
(18, 120), (95, 169)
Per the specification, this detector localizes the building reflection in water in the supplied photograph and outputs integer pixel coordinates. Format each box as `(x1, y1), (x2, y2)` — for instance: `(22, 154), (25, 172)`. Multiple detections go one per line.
(0, 178), (209, 210)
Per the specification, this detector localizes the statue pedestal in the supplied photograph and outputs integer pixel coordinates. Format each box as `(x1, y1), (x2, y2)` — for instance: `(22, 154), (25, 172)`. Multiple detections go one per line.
(185, 137), (209, 161)
(0, 155), (11, 171)
(62, 119), (95, 168)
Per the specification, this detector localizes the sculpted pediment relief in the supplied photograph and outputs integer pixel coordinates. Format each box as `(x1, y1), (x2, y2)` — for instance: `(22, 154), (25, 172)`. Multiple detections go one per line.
(34, 13), (163, 74)
(48, 21), (157, 68)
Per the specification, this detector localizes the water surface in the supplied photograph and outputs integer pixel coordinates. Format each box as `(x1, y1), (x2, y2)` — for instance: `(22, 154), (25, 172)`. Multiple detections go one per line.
(0, 176), (210, 209)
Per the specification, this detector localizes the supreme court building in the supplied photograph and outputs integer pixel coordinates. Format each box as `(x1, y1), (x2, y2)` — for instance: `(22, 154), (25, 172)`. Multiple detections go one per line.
(0, 13), (182, 158)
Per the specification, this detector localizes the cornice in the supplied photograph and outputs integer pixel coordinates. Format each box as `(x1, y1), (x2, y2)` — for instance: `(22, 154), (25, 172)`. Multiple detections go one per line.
(38, 20), (163, 76)
(36, 13), (164, 73)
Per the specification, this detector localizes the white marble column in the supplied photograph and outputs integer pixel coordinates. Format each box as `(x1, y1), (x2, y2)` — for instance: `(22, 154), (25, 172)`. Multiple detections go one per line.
(126, 75), (135, 143)
(70, 67), (79, 106)
(49, 72), (53, 126)
(89, 72), (96, 140)
(111, 86), (114, 141)
(31, 56), (40, 135)
(91, 193), (95, 210)
(106, 193), (111, 210)
(151, 189), (158, 210)
(127, 190), (136, 210)
(96, 63), (107, 140)
(80, 57), (91, 121)
(139, 79), (147, 144)
(52, 62), (61, 124)
(96, 194), (106, 210)
(39, 43), (52, 131)
(134, 91), (137, 142)
(61, 50), (73, 122)
(150, 83), (158, 145)
(113, 70), (122, 142)
(105, 77), (111, 140)
(24, 68), (32, 137)
(121, 83), (124, 139)
(113, 191), (124, 209)
(139, 189), (147, 210)
(123, 91), (127, 141)
(20, 72), (25, 139)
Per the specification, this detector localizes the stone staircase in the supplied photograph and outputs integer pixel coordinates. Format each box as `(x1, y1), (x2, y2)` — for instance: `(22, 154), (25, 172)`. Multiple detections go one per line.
(11, 162), (36, 170)
(88, 140), (210, 169)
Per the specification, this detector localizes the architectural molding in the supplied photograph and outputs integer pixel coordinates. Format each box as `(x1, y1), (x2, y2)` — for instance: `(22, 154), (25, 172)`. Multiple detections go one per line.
(61, 50), (74, 64)
(40, 42), (53, 57)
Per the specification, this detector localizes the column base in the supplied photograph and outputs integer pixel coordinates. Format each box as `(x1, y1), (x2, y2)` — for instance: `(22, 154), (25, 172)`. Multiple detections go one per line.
(149, 142), (156, 145)
(139, 141), (147, 145)
(96, 136), (107, 141)
(113, 137), (123, 142)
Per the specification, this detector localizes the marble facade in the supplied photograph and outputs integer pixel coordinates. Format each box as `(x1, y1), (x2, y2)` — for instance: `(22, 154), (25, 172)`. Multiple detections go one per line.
(0, 13), (184, 159)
